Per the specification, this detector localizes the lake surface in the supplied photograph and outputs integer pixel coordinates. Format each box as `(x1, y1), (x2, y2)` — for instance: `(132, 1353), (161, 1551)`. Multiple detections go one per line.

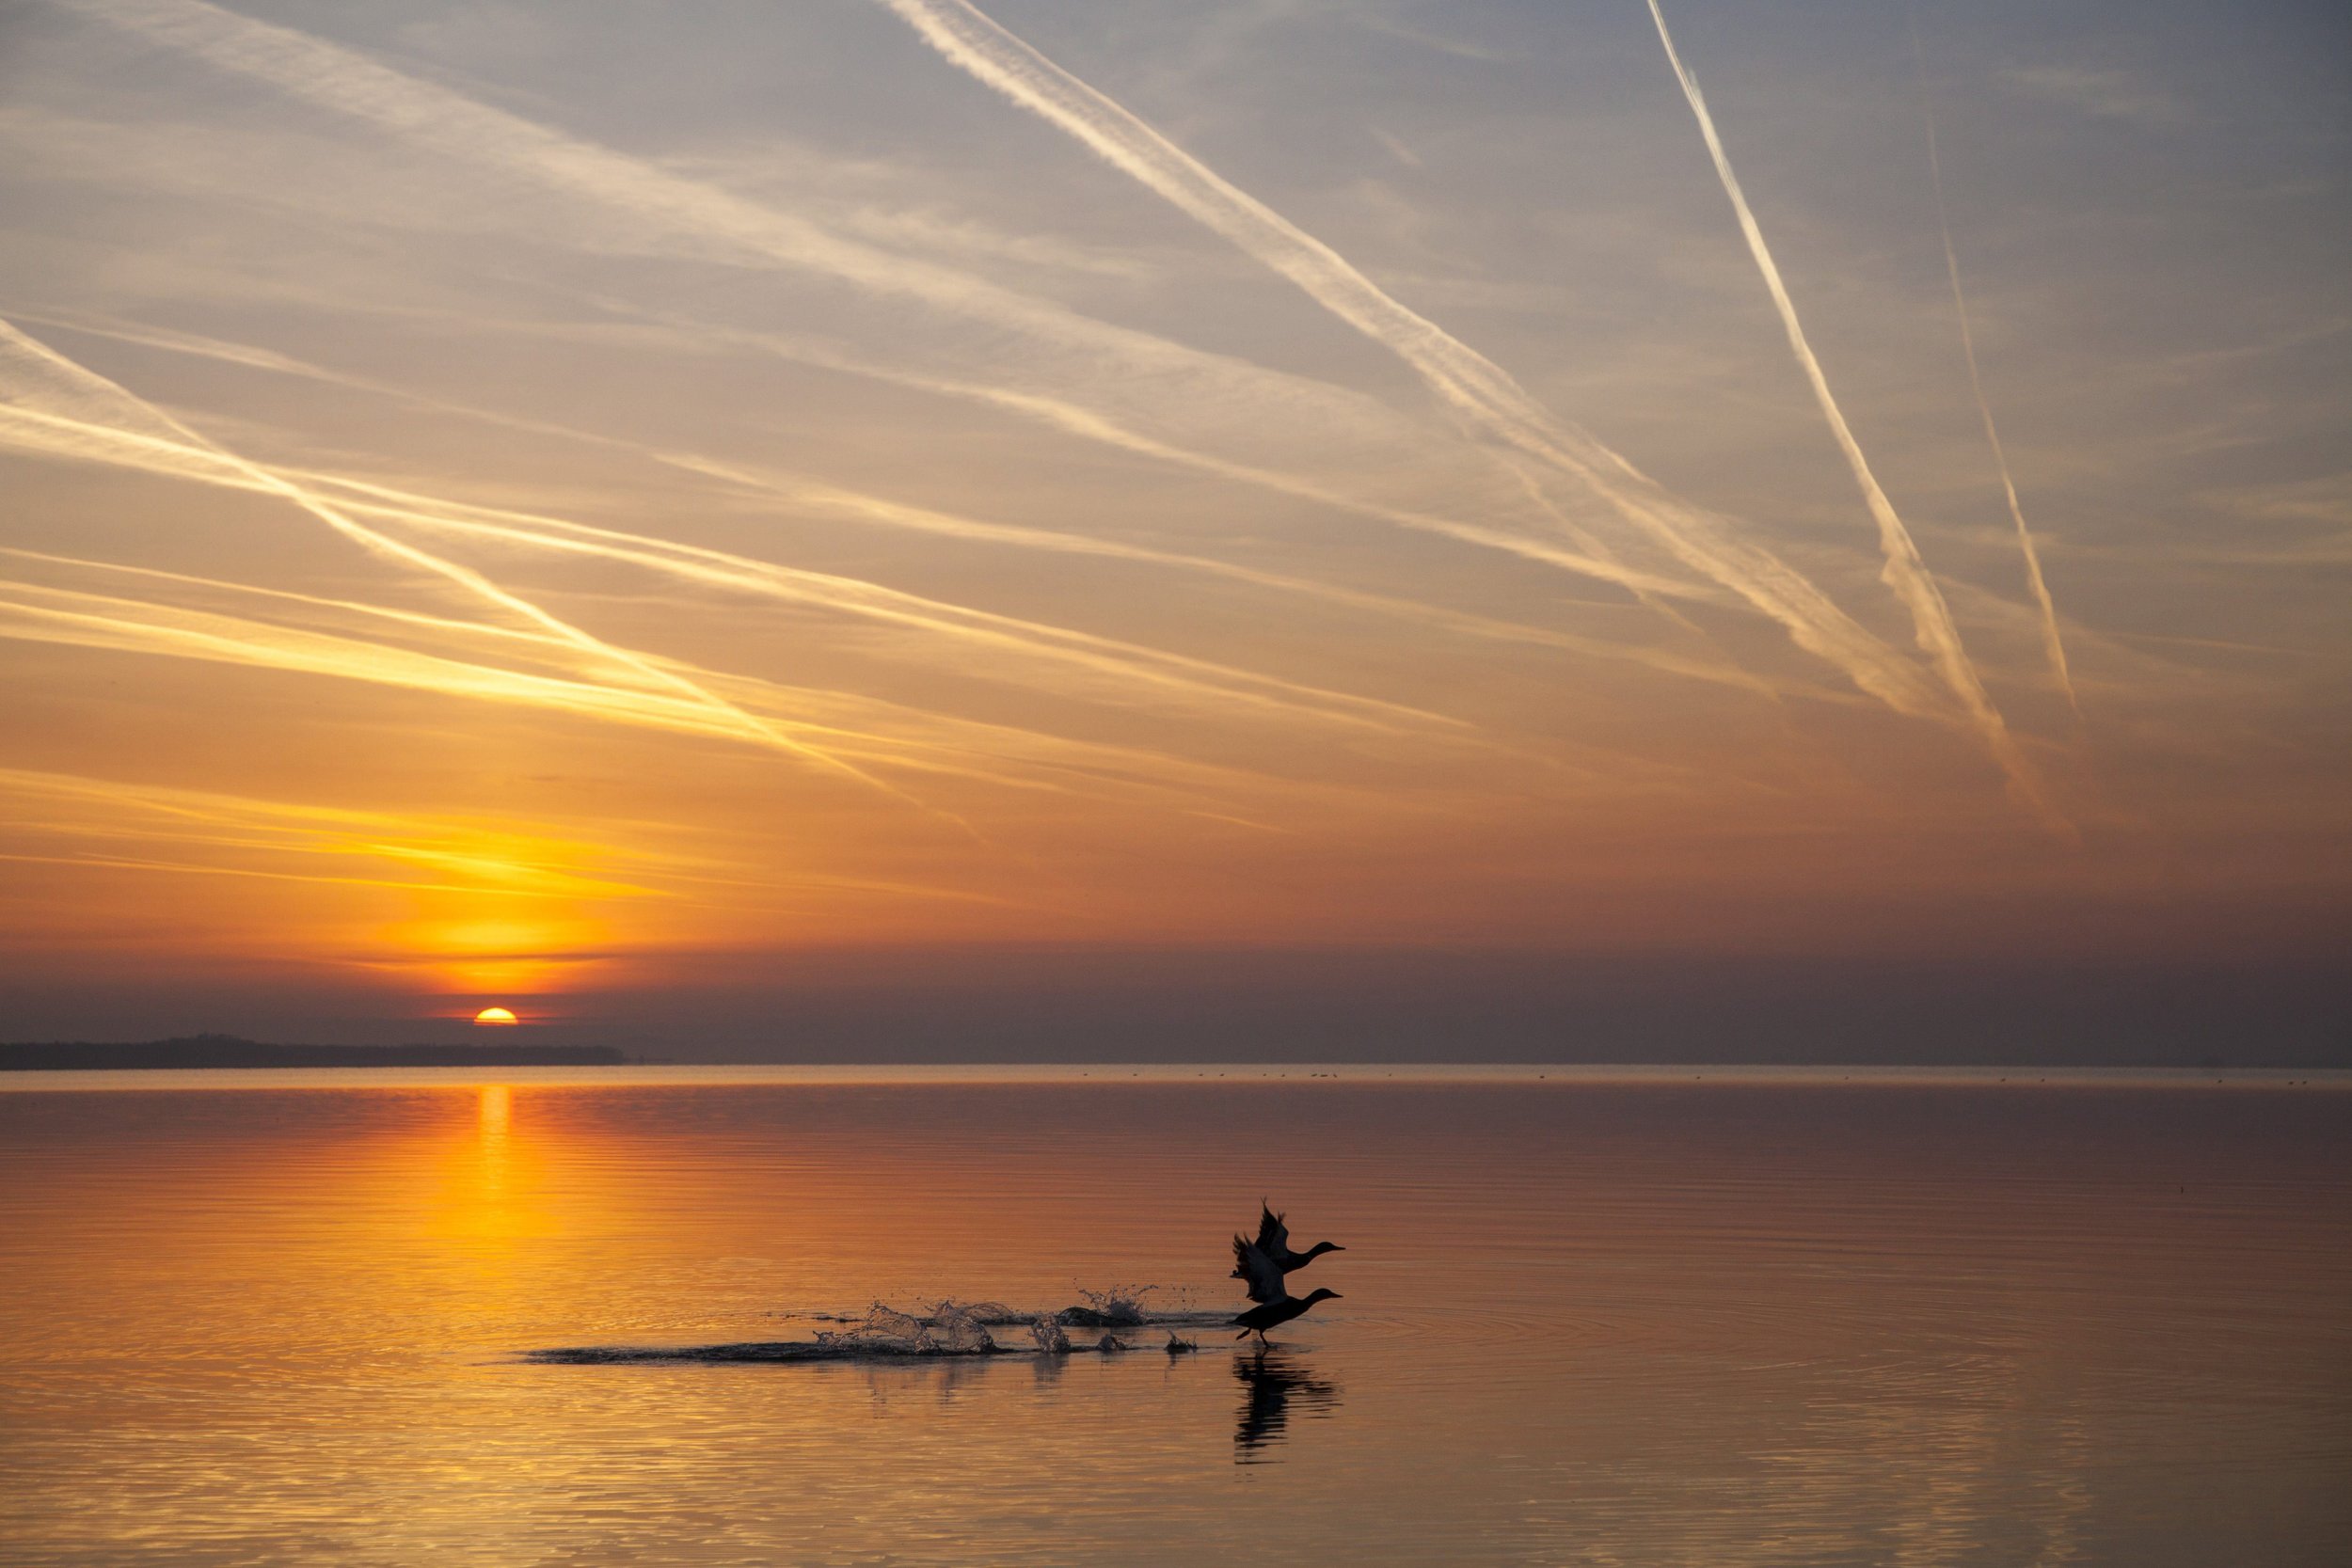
(2, 1069), (2346, 1565)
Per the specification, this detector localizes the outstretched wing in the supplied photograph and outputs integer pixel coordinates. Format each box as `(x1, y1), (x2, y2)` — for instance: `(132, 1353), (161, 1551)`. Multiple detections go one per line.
(1253, 1203), (1291, 1258)
(1232, 1234), (1285, 1305)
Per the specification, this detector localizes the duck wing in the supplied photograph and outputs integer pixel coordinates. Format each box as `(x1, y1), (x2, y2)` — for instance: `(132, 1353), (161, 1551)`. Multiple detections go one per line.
(1253, 1204), (1292, 1260)
(1232, 1235), (1286, 1305)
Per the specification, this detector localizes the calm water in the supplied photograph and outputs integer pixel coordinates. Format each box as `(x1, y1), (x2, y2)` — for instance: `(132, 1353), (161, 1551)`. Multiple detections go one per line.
(2, 1069), (2347, 1565)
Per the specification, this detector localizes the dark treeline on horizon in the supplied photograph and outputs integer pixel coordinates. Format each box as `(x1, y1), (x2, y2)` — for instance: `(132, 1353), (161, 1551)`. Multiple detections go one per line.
(0, 1035), (628, 1070)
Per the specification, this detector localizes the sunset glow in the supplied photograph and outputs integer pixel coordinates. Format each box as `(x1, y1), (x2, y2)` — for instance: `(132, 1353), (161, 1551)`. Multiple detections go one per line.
(0, 0), (2341, 1052)
(5, 8), (2343, 1562)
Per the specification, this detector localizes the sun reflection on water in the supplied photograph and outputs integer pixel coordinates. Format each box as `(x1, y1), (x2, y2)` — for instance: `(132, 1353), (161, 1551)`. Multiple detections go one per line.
(2, 1084), (2344, 1564)
(477, 1085), (511, 1188)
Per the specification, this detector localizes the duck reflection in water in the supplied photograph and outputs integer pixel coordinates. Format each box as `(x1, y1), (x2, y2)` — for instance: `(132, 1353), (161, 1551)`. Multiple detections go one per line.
(1233, 1350), (1340, 1462)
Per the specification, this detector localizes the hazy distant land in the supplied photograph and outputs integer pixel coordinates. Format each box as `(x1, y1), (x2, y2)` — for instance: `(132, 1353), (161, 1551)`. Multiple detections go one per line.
(0, 1035), (628, 1070)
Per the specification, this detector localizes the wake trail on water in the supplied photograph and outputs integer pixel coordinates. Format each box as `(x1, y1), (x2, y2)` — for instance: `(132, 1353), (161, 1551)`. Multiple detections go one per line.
(532, 1288), (1234, 1365)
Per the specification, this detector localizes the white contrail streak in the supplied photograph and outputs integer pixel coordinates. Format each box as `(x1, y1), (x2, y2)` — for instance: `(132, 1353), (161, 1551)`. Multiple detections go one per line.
(0, 765), (675, 899)
(0, 388), (1463, 736)
(0, 553), (1403, 816)
(69, 0), (1938, 721)
(0, 317), (920, 803)
(24, 298), (1729, 610)
(870, 0), (1988, 740)
(636, 312), (1717, 607)
(48, 0), (1723, 614)
(17, 311), (1773, 694)
(0, 582), (774, 743)
(348, 499), (1463, 736)
(1909, 17), (2077, 714)
(1640, 0), (2068, 833)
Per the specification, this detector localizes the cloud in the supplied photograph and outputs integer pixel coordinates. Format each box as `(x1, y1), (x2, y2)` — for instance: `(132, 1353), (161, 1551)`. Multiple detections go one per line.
(24, 308), (1772, 695)
(1910, 31), (2077, 714)
(1, 318), (1500, 748)
(1369, 128), (1424, 170)
(2002, 65), (2187, 129)
(55, 0), (1931, 720)
(0, 315), (904, 799)
(1644, 0), (2069, 836)
(0, 554), (1399, 820)
(870, 0), (2000, 749)
(32, 0), (1734, 638)
(0, 764), (675, 900)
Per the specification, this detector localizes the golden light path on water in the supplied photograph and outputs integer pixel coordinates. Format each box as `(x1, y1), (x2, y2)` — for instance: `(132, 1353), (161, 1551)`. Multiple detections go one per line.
(2, 1072), (2345, 1564)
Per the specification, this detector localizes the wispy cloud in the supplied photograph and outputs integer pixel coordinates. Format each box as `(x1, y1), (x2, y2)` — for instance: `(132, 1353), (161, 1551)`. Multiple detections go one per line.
(58, 0), (1931, 705)
(0, 316), (916, 803)
(870, 0), (1978, 742)
(2002, 65), (2186, 129)
(1911, 21), (2077, 714)
(1643, 0), (2068, 835)
(26, 309), (1798, 699)
(0, 320), (1490, 744)
(0, 559), (1399, 820)
(0, 764), (675, 899)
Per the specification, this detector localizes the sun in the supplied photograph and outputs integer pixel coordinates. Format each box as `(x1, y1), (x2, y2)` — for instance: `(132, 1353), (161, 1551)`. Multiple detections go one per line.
(472, 1006), (519, 1027)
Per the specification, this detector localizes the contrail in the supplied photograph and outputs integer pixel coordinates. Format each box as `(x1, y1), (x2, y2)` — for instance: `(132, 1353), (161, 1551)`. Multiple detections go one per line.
(39, 293), (1747, 618)
(71, 0), (1941, 721)
(21, 309), (1766, 693)
(869, 0), (2000, 746)
(635, 311), (1720, 608)
(0, 573), (1176, 805)
(8, 424), (1534, 820)
(0, 765), (673, 900)
(0, 765), (1033, 911)
(650, 454), (1792, 698)
(351, 498), (1464, 736)
(1908, 13), (2078, 714)
(0, 847), (644, 901)
(0, 325), (1473, 744)
(501, 293), (1729, 610)
(0, 396), (1462, 738)
(0, 580), (779, 743)
(1640, 0), (2068, 833)
(0, 317), (922, 805)
(0, 559), (1385, 818)
(48, 0), (1440, 470)
(59, 0), (2058, 815)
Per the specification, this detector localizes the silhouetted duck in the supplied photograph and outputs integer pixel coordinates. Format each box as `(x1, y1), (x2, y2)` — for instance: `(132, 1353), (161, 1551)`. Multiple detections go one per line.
(1232, 1235), (1341, 1344)
(1228, 1203), (1344, 1285)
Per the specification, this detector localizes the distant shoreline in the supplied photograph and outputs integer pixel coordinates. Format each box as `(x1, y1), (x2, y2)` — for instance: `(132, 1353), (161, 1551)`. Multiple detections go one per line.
(0, 1035), (629, 1070)
(0, 1055), (2341, 1089)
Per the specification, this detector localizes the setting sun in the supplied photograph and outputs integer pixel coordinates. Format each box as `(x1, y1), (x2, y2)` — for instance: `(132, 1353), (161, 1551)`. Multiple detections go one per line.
(0, 2), (2344, 1561)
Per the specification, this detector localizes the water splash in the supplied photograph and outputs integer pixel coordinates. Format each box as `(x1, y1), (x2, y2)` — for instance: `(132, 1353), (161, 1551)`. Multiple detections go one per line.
(811, 1300), (1002, 1355)
(535, 1288), (1234, 1364)
(1059, 1284), (1155, 1327)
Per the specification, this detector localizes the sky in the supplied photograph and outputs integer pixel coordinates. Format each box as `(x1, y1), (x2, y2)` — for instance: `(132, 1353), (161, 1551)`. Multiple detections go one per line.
(1, 0), (2345, 1059)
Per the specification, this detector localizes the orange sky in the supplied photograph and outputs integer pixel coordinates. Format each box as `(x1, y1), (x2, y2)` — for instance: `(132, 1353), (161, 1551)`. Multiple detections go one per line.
(0, 0), (2344, 1050)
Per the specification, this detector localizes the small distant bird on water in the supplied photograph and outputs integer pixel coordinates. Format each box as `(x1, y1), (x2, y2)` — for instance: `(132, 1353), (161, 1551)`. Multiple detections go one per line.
(1231, 1232), (1341, 1345)
(1229, 1203), (1343, 1284)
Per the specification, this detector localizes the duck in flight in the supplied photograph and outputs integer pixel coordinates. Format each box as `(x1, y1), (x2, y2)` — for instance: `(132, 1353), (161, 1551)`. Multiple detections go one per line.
(1232, 1233), (1341, 1345)
(1228, 1203), (1344, 1287)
